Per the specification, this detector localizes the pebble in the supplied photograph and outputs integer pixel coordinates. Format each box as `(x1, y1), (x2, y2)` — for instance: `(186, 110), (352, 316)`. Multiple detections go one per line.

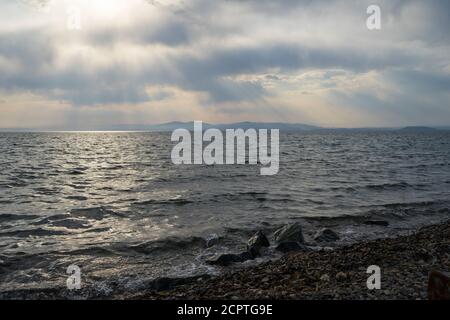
(111, 220), (450, 301)
(336, 272), (347, 281)
(320, 274), (330, 282)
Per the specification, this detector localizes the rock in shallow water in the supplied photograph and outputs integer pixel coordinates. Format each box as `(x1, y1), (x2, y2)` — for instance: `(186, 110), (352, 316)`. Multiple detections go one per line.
(247, 231), (270, 257)
(206, 252), (253, 267)
(364, 220), (389, 227)
(275, 241), (309, 253)
(207, 231), (271, 267)
(150, 275), (210, 291)
(314, 228), (339, 242)
(273, 223), (304, 244)
(205, 234), (220, 248)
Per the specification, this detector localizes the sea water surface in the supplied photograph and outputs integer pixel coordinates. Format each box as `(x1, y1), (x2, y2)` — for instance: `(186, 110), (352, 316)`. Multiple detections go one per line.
(0, 131), (449, 297)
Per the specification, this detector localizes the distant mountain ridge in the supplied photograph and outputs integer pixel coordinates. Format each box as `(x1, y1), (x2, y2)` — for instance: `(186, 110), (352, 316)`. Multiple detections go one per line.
(398, 126), (439, 132)
(140, 121), (320, 132)
(0, 123), (449, 132)
(140, 122), (449, 132)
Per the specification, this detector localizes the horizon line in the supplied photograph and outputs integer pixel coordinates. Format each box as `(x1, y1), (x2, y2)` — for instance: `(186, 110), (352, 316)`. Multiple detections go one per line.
(0, 123), (449, 133)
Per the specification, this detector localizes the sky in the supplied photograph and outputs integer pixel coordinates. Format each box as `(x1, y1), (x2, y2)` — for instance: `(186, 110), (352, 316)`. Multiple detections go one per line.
(0, 0), (449, 129)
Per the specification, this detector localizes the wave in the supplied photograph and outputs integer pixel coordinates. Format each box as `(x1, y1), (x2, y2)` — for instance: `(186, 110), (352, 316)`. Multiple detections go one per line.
(328, 182), (428, 193)
(0, 228), (69, 238)
(67, 167), (88, 175)
(0, 213), (40, 223)
(212, 191), (267, 202)
(364, 182), (412, 191)
(33, 215), (91, 229)
(307, 199), (450, 222)
(64, 246), (118, 257)
(69, 207), (125, 220)
(126, 236), (208, 255)
(65, 195), (88, 201)
(132, 198), (193, 206)
(57, 236), (213, 258)
(379, 200), (442, 209)
(212, 191), (296, 203)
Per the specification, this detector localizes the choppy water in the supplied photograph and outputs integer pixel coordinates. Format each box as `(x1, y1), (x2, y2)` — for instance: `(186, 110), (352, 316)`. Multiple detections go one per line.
(0, 131), (449, 297)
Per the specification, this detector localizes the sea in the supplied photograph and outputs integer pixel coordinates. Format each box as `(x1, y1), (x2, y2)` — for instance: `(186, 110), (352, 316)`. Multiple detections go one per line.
(0, 131), (449, 297)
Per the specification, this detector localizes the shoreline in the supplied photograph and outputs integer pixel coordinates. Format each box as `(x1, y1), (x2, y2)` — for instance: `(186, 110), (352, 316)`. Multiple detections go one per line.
(125, 219), (449, 300)
(0, 219), (448, 300)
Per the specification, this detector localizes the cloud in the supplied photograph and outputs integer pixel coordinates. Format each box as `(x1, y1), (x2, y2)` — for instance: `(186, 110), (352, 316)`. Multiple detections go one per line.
(0, 0), (449, 127)
(16, 0), (53, 11)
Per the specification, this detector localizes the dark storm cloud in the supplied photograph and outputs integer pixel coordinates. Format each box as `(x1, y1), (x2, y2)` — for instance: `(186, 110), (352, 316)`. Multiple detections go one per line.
(0, 28), (55, 70)
(179, 43), (418, 75)
(167, 42), (422, 102)
(36, 41), (418, 104)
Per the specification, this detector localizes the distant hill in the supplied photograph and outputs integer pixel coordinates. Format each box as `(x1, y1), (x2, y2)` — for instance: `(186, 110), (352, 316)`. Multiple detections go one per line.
(141, 121), (320, 132)
(1, 123), (449, 132)
(218, 122), (319, 131)
(398, 126), (440, 133)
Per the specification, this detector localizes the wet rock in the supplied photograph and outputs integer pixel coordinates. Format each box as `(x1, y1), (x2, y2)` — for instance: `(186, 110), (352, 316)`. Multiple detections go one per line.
(206, 254), (240, 267)
(314, 228), (339, 242)
(275, 241), (309, 253)
(150, 275), (210, 291)
(134, 220), (450, 301)
(205, 234), (220, 248)
(206, 251), (253, 267)
(364, 220), (389, 227)
(247, 231), (270, 257)
(273, 223), (304, 244)
(237, 251), (253, 261)
(428, 270), (450, 300)
(151, 277), (179, 291)
(206, 232), (270, 266)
